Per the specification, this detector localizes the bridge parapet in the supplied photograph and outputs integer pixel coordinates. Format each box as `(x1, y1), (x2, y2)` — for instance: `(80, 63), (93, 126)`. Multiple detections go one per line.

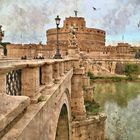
(0, 58), (79, 98)
(0, 57), (107, 140)
(0, 58), (80, 139)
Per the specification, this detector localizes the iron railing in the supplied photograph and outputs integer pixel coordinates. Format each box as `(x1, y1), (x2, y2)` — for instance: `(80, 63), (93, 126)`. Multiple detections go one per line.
(39, 67), (42, 85)
(6, 69), (22, 95)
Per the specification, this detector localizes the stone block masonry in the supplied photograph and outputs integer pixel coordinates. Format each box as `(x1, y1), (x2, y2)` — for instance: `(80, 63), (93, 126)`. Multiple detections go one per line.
(0, 58), (106, 140)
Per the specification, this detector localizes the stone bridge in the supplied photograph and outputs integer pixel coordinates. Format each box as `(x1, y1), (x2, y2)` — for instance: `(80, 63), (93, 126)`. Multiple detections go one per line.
(82, 58), (140, 75)
(0, 58), (106, 140)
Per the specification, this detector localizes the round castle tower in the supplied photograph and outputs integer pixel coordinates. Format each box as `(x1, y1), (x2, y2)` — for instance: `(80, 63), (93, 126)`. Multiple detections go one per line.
(46, 16), (106, 51)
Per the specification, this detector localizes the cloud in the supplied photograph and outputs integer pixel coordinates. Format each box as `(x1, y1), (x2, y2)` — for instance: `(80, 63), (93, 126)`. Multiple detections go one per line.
(102, 0), (140, 35)
(0, 0), (140, 43)
(0, 0), (82, 43)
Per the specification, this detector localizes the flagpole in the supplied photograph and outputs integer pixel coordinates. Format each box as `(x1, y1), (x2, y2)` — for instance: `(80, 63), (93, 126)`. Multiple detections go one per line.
(122, 34), (124, 43)
(21, 34), (23, 46)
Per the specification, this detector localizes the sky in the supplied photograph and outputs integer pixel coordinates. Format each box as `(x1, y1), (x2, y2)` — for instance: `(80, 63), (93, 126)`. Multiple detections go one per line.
(0, 0), (140, 45)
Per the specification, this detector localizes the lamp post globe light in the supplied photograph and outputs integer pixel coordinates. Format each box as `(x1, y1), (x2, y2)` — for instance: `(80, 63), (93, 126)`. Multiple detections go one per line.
(53, 15), (62, 59)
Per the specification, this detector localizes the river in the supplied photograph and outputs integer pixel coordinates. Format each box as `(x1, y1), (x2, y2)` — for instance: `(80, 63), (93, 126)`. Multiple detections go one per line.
(93, 82), (140, 140)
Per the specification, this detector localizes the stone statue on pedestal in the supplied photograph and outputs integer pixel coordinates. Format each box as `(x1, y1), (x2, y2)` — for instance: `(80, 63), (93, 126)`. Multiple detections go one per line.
(68, 24), (80, 58)
(0, 25), (4, 42)
(68, 24), (78, 48)
(0, 25), (5, 58)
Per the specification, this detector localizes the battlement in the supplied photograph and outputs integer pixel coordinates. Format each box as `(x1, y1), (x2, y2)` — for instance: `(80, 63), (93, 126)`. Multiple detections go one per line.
(64, 16), (86, 29)
(85, 28), (105, 35)
(117, 43), (131, 47)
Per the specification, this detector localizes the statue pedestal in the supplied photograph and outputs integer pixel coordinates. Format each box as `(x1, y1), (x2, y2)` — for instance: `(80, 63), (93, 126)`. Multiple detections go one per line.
(68, 47), (80, 58)
(0, 45), (4, 58)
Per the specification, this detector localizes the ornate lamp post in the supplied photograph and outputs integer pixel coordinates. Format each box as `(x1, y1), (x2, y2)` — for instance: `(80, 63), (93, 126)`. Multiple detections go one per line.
(53, 15), (62, 59)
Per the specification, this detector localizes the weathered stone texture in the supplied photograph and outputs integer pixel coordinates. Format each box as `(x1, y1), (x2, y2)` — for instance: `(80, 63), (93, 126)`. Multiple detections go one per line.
(71, 68), (86, 120)
(1, 69), (73, 140)
(72, 114), (106, 140)
(0, 59), (106, 140)
(42, 63), (54, 87)
(0, 74), (6, 95)
(22, 67), (40, 97)
(0, 95), (30, 139)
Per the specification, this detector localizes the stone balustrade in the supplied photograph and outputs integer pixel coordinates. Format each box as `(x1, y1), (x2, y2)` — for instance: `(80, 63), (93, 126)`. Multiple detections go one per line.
(0, 58), (79, 139)
(53, 61), (61, 84)
(59, 61), (64, 76)
(0, 57), (107, 140)
(64, 61), (68, 73)
(0, 58), (79, 99)
(42, 62), (54, 88)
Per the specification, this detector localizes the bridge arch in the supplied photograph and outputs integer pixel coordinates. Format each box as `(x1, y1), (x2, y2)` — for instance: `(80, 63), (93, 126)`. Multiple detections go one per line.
(53, 88), (71, 140)
(55, 104), (69, 140)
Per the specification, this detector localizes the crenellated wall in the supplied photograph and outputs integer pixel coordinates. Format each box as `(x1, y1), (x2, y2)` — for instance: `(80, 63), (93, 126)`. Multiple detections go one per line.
(6, 43), (49, 59)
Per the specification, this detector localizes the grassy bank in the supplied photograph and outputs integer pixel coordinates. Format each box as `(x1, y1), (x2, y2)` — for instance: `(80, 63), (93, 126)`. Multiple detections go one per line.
(87, 71), (140, 82)
(90, 76), (140, 82)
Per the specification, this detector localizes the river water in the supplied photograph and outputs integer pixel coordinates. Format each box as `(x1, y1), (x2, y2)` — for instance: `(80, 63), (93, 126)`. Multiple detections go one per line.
(93, 82), (140, 140)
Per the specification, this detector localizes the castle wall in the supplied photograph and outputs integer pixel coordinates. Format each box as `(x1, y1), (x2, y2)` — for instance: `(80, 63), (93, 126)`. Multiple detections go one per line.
(46, 17), (135, 59)
(6, 44), (48, 59)
(46, 17), (105, 51)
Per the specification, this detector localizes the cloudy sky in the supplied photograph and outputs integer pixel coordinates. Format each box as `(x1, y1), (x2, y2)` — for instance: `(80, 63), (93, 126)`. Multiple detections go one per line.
(0, 0), (140, 45)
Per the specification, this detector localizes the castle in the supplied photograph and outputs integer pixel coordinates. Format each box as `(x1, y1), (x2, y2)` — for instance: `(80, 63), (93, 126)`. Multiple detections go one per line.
(0, 15), (137, 59)
(47, 16), (105, 51)
(46, 16), (135, 59)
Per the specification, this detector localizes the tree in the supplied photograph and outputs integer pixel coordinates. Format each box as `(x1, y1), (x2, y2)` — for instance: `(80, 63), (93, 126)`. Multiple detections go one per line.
(124, 64), (140, 80)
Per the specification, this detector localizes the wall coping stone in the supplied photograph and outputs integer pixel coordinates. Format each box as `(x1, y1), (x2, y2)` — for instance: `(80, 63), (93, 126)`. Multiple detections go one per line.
(0, 59), (74, 73)
(0, 95), (30, 137)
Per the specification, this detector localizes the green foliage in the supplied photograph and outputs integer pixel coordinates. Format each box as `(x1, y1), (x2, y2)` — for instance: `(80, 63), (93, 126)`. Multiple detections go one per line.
(85, 101), (101, 115)
(37, 96), (45, 102)
(87, 71), (94, 79)
(124, 64), (140, 80)
(90, 76), (140, 82)
(110, 77), (123, 82)
(90, 76), (128, 83)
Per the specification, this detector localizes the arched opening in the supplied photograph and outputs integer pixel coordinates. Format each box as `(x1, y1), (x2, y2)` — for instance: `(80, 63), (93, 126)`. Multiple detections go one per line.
(55, 104), (69, 140)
